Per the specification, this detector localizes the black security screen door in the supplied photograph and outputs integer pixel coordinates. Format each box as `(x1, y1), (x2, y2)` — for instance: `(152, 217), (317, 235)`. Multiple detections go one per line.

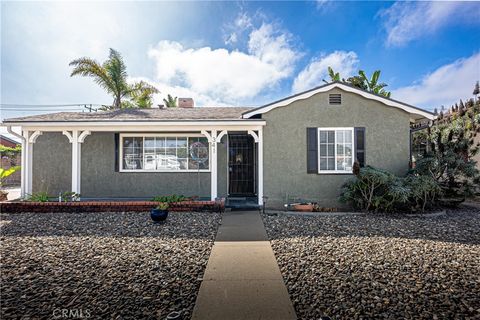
(228, 133), (255, 196)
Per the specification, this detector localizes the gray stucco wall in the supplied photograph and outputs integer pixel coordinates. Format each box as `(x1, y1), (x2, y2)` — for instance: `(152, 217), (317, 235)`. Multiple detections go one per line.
(262, 87), (411, 208)
(32, 132), (228, 199)
(32, 132), (71, 195)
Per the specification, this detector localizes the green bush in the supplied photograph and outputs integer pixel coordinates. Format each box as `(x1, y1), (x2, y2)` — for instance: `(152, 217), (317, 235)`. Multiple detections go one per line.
(340, 166), (442, 213)
(152, 194), (187, 203)
(406, 175), (442, 212)
(27, 192), (50, 202)
(339, 166), (409, 212)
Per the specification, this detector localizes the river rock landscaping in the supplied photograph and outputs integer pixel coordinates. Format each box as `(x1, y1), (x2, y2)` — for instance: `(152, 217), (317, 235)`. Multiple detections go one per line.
(0, 211), (220, 320)
(263, 206), (480, 320)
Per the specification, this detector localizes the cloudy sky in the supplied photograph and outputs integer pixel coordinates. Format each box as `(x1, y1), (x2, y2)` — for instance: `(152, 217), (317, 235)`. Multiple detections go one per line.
(1, 1), (479, 121)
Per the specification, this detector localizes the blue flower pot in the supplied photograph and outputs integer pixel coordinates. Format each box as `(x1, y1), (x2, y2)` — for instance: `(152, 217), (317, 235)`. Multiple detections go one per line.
(151, 208), (169, 222)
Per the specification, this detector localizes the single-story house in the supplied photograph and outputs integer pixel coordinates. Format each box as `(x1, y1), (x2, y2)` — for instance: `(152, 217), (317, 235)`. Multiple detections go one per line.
(2, 82), (434, 208)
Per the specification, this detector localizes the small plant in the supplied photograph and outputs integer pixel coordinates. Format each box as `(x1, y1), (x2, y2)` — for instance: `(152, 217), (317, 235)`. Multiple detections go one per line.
(27, 192), (50, 202)
(60, 191), (81, 202)
(152, 194), (187, 203)
(156, 202), (169, 211)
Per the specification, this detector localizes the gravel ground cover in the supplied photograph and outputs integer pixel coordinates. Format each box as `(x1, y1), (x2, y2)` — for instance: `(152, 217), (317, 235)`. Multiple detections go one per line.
(263, 206), (480, 320)
(0, 211), (220, 320)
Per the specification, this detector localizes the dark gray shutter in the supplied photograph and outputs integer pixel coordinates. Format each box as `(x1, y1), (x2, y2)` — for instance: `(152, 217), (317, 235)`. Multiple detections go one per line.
(355, 127), (366, 167)
(114, 133), (119, 172)
(307, 128), (318, 173)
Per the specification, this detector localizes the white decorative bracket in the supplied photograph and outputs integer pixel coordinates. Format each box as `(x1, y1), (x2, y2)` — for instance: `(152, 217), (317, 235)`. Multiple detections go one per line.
(62, 131), (74, 143)
(63, 130), (91, 144)
(217, 130), (228, 142)
(248, 130), (259, 143)
(28, 131), (43, 143)
(201, 130), (212, 142)
(202, 129), (222, 143)
(78, 130), (91, 143)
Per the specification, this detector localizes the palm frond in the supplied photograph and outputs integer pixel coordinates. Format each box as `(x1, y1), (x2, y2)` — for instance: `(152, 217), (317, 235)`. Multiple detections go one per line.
(69, 57), (116, 95)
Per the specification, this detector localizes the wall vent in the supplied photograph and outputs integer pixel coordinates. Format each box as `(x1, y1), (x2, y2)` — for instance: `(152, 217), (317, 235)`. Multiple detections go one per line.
(329, 93), (342, 105)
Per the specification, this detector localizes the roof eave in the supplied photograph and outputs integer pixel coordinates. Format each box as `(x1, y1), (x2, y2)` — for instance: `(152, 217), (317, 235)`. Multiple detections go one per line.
(1, 119), (267, 127)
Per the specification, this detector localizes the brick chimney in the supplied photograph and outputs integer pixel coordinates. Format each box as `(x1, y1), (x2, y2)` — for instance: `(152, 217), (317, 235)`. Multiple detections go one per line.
(178, 98), (194, 108)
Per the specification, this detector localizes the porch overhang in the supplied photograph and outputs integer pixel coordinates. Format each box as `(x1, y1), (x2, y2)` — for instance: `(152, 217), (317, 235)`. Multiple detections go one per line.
(2, 119), (266, 131)
(2, 119), (266, 204)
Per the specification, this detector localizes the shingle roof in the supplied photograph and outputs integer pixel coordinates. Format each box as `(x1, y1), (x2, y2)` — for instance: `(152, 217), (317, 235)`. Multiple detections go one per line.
(2, 107), (254, 123)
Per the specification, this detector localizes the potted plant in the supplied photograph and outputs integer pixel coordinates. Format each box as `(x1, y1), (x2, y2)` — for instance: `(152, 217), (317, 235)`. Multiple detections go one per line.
(151, 202), (169, 222)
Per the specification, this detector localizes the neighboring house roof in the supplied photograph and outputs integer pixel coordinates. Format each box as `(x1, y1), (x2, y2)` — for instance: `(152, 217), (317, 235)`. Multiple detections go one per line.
(242, 81), (435, 120)
(2, 107), (253, 123)
(0, 134), (20, 147)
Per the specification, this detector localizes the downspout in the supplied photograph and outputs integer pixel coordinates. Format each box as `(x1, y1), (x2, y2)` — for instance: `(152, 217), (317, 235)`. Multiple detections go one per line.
(6, 126), (26, 198)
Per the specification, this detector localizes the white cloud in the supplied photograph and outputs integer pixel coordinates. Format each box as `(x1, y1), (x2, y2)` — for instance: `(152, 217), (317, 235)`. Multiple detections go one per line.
(224, 12), (253, 45)
(315, 0), (335, 12)
(292, 51), (359, 93)
(392, 53), (480, 110)
(148, 22), (300, 105)
(381, 1), (480, 47)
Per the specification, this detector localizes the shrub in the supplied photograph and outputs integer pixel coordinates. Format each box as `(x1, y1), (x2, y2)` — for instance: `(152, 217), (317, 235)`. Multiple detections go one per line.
(339, 166), (409, 212)
(406, 175), (442, 212)
(27, 192), (50, 202)
(412, 97), (480, 200)
(340, 166), (442, 213)
(152, 194), (187, 203)
(156, 202), (169, 210)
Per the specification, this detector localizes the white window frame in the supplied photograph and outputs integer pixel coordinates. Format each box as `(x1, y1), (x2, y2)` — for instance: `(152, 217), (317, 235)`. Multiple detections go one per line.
(317, 127), (354, 174)
(119, 133), (211, 173)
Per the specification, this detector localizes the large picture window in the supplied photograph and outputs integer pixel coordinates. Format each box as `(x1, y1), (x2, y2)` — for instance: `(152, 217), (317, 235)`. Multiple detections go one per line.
(120, 134), (210, 172)
(318, 128), (354, 173)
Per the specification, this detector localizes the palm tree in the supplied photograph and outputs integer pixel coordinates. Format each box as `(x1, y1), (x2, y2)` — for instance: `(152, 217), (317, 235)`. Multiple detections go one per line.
(69, 49), (159, 109)
(163, 94), (177, 108)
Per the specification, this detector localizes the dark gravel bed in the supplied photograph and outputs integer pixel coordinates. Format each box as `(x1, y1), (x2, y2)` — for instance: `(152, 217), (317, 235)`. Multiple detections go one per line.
(263, 206), (480, 320)
(0, 211), (220, 320)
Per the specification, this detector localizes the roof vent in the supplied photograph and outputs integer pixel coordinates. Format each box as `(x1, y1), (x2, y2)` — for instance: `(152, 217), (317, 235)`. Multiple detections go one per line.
(178, 98), (194, 108)
(329, 93), (341, 105)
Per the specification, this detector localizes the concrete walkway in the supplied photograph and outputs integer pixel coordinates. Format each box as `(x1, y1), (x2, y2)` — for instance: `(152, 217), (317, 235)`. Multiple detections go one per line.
(192, 210), (297, 320)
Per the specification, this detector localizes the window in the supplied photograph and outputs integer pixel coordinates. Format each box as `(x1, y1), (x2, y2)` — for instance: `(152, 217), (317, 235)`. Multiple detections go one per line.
(120, 134), (209, 172)
(329, 93), (341, 105)
(318, 128), (354, 173)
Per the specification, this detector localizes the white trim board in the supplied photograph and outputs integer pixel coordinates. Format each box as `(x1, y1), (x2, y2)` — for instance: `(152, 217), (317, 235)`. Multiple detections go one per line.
(242, 82), (435, 120)
(1, 120), (266, 128)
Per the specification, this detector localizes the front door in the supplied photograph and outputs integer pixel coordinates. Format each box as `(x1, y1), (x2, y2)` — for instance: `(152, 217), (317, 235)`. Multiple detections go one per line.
(228, 133), (255, 196)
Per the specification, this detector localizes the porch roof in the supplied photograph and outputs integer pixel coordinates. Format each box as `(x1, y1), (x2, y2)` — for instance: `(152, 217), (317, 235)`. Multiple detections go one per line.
(2, 107), (254, 123)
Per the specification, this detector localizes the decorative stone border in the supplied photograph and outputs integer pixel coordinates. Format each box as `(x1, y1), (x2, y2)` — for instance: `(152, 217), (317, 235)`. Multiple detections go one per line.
(0, 200), (225, 213)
